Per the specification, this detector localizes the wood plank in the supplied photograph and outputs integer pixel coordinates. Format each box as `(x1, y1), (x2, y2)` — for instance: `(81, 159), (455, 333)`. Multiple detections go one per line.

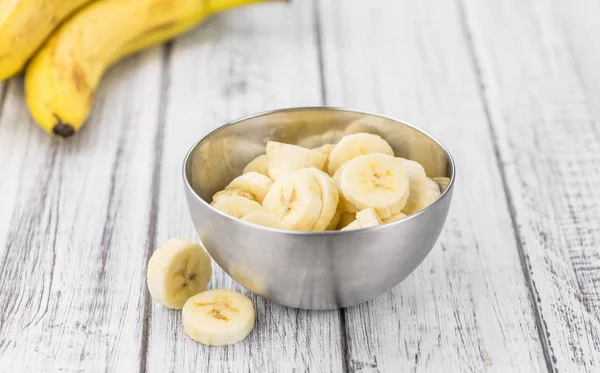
(460, 0), (600, 370)
(319, 0), (548, 371)
(0, 48), (166, 371)
(144, 2), (345, 372)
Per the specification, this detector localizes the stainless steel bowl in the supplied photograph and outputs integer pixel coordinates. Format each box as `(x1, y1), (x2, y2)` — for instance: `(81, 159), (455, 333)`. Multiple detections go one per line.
(183, 107), (455, 310)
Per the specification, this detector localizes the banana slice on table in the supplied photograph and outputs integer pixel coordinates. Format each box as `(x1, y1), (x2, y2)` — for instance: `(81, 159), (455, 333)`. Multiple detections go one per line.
(241, 211), (283, 228)
(432, 176), (451, 193)
(326, 209), (342, 230)
(356, 208), (383, 228)
(262, 170), (323, 230)
(383, 211), (407, 223)
(147, 237), (212, 309)
(266, 141), (327, 180)
(182, 289), (255, 346)
(213, 196), (264, 219)
(399, 158), (428, 215)
(338, 153), (409, 219)
(243, 154), (269, 176)
(224, 171), (273, 204)
(297, 168), (339, 231)
(332, 164), (360, 213)
(327, 133), (394, 175)
(337, 212), (356, 229)
(313, 143), (336, 157)
(212, 189), (255, 205)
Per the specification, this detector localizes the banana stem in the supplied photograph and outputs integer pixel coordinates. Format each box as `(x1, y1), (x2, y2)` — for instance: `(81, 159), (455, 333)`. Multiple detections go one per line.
(206, 0), (288, 14)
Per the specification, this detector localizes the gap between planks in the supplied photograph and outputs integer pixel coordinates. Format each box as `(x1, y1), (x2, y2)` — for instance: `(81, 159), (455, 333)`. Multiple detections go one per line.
(454, 0), (556, 371)
(138, 42), (173, 373)
(312, 0), (350, 371)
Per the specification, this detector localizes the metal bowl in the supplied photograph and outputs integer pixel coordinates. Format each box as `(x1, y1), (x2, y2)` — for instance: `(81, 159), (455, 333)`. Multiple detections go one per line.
(182, 107), (455, 310)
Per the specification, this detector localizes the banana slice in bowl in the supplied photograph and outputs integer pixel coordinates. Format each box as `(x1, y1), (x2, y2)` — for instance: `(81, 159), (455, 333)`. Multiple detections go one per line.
(297, 168), (339, 231)
(211, 189), (255, 204)
(313, 143), (336, 157)
(241, 211), (284, 228)
(262, 170), (323, 230)
(327, 132), (394, 175)
(212, 196), (264, 219)
(355, 208), (383, 228)
(383, 211), (407, 224)
(224, 171), (273, 204)
(266, 141), (327, 180)
(243, 154), (269, 176)
(338, 153), (409, 219)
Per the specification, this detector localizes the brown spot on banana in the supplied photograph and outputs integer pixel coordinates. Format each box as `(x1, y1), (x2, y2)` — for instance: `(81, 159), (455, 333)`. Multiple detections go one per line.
(144, 21), (176, 35)
(52, 114), (75, 138)
(71, 62), (89, 95)
(209, 308), (229, 321)
(126, 21), (177, 46)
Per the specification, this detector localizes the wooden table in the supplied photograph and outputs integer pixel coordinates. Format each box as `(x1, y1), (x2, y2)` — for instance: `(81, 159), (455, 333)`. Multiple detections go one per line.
(1, 0), (599, 371)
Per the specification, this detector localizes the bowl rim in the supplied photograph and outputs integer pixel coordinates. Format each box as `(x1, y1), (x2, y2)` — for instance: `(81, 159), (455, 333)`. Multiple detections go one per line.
(182, 106), (456, 235)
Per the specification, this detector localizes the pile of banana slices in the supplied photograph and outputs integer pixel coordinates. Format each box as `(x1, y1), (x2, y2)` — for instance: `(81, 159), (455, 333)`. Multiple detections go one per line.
(212, 132), (449, 230)
(147, 237), (254, 346)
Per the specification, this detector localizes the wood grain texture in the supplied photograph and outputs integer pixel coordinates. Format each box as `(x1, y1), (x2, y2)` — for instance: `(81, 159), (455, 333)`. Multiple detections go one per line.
(460, 0), (600, 370)
(318, 0), (548, 371)
(1, 0), (599, 371)
(143, 2), (345, 372)
(0, 48), (166, 371)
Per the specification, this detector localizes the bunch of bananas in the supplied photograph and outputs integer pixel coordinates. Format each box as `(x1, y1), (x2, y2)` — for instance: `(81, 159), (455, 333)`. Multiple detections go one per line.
(0, 0), (278, 138)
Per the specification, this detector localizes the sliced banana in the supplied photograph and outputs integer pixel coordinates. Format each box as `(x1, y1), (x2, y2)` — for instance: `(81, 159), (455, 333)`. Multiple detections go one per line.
(356, 207), (382, 228)
(341, 220), (361, 231)
(326, 209), (342, 230)
(313, 143), (336, 157)
(243, 154), (269, 176)
(327, 133), (394, 175)
(399, 158), (428, 215)
(401, 163), (443, 215)
(266, 141), (327, 180)
(432, 176), (451, 193)
(297, 167), (339, 231)
(332, 163), (360, 213)
(147, 237), (212, 309)
(212, 189), (255, 205)
(338, 153), (409, 219)
(422, 178), (442, 208)
(224, 171), (273, 204)
(213, 196), (264, 219)
(337, 212), (356, 229)
(297, 130), (344, 148)
(182, 289), (255, 346)
(383, 211), (407, 223)
(262, 170), (323, 230)
(241, 211), (283, 228)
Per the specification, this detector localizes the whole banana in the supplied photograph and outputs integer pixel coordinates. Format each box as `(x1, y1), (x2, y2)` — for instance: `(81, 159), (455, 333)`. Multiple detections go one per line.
(0, 0), (95, 80)
(25, 0), (280, 138)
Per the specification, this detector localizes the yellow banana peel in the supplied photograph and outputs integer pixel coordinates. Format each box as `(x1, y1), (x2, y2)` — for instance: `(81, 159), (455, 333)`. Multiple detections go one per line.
(0, 0), (95, 80)
(24, 0), (283, 138)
